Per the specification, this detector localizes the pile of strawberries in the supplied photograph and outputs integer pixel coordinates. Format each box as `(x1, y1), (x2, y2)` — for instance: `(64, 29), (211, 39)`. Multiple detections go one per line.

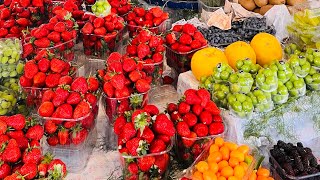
(20, 50), (77, 89)
(126, 6), (169, 37)
(166, 89), (225, 167)
(38, 76), (100, 146)
(99, 52), (152, 121)
(115, 105), (175, 180)
(82, 13), (125, 58)
(22, 9), (77, 60)
(109, 0), (132, 16)
(0, 114), (67, 179)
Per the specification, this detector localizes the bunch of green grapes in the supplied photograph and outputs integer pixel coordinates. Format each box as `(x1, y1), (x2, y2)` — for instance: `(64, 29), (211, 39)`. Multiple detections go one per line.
(2, 78), (20, 92)
(212, 63), (234, 83)
(212, 83), (230, 108)
(199, 75), (214, 90)
(235, 58), (261, 75)
(268, 60), (293, 83)
(304, 67), (320, 90)
(271, 81), (289, 105)
(0, 38), (21, 65)
(227, 93), (254, 118)
(288, 55), (311, 78)
(248, 88), (273, 113)
(229, 70), (254, 94)
(0, 86), (17, 115)
(0, 61), (24, 79)
(285, 74), (306, 97)
(284, 43), (301, 56)
(256, 68), (278, 92)
(305, 48), (320, 68)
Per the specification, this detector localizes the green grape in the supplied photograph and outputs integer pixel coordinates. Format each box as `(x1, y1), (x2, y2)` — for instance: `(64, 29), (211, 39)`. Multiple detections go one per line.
(287, 75), (306, 97)
(304, 67), (320, 90)
(92, 0), (111, 16)
(249, 88), (274, 112)
(256, 68), (278, 92)
(235, 58), (261, 75)
(289, 55), (311, 77)
(212, 63), (234, 83)
(0, 87), (17, 115)
(229, 71), (253, 94)
(228, 93), (253, 117)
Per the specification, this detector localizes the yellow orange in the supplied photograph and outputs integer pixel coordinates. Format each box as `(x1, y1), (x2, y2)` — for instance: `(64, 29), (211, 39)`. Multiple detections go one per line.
(224, 142), (238, 151)
(196, 161), (209, 173)
(237, 145), (250, 155)
(209, 162), (219, 173)
(218, 177), (227, 180)
(215, 137), (224, 147)
(257, 176), (269, 180)
(228, 157), (239, 168)
(234, 165), (245, 179)
(225, 41), (256, 70)
(220, 146), (230, 161)
(228, 176), (239, 180)
(267, 177), (274, 180)
(249, 172), (257, 180)
(230, 150), (245, 162)
(220, 166), (234, 178)
(193, 171), (204, 180)
(257, 168), (270, 177)
(208, 151), (223, 164)
(203, 170), (218, 180)
(240, 162), (249, 172)
(210, 144), (220, 154)
(218, 160), (229, 171)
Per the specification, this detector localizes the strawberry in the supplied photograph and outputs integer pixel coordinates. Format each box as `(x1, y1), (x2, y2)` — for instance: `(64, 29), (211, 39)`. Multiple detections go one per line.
(119, 123), (136, 144)
(111, 74), (126, 90)
(179, 34), (193, 45)
(87, 77), (99, 92)
(71, 128), (88, 145)
(58, 128), (69, 145)
(34, 28), (50, 39)
(73, 101), (91, 119)
(82, 22), (94, 34)
(190, 39), (202, 49)
(113, 115), (126, 135)
(0, 8), (11, 20)
(71, 77), (88, 94)
(178, 102), (190, 115)
(137, 126), (154, 144)
(127, 163), (138, 175)
(103, 82), (114, 97)
(183, 113), (197, 127)
(177, 45), (192, 52)
(152, 53), (163, 63)
(166, 103), (177, 114)
(197, 89), (211, 107)
(16, 18), (29, 27)
(157, 135), (171, 145)
(184, 89), (201, 105)
(59, 75), (73, 85)
(149, 139), (166, 153)
(45, 73), (61, 88)
(5, 114), (25, 130)
(52, 88), (69, 107)
(93, 17), (104, 28)
(47, 136), (58, 146)
(34, 38), (51, 48)
(154, 153), (169, 173)
(143, 105), (159, 116)
(33, 71), (46, 87)
(56, 104), (73, 119)
(199, 111), (213, 125)
(2, 139), (21, 163)
(181, 131), (197, 147)
(135, 79), (150, 93)
(0, 135), (8, 146)
(133, 7), (146, 17)
(94, 27), (106, 35)
(61, 31), (73, 41)
(131, 110), (150, 133)
(137, 30), (151, 43)
(24, 61), (38, 79)
(47, 159), (67, 178)
(204, 101), (220, 115)
(3, 19), (15, 28)
(122, 57), (136, 72)
(25, 125), (44, 141)
(15, 137), (29, 150)
(50, 58), (66, 73)
(20, 163), (38, 179)
(170, 43), (179, 51)
(129, 70), (141, 82)
(54, 22), (66, 33)
(126, 137), (148, 156)
(42, 90), (55, 102)
(38, 58), (50, 73)
(153, 114), (175, 136)
(32, 0), (44, 7)
(194, 31), (207, 45)
(137, 44), (150, 59)
(7, 130), (24, 140)
(66, 92), (81, 105)
(63, 121), (76, 129)
(22, 147), (42, 164)
(85, 93), (98, 107)
(213, 115), (223, 122)
(0, 162), (11, 179)
(0, 28), (9, 38)
(209, 122), (224, 135)
(176, 121), (191, 137)
(137, 156), (155, 172)
(0, 120), (7, 135)
(150, 7), (163, 18)
(193, 123), (208, 137)
(126, 45), (137, 56)
(192, 104), (203, 116)
(182, 24), (196, 35)
(30, 140), (40, 148)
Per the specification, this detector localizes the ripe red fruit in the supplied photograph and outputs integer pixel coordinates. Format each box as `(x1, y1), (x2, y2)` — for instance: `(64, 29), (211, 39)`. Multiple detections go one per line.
(25, 125), (44, 141)
(135, 79), (150, 93)
(20, 163), (38, 179)
(182, 113), (197, 127)
(209, 122), (224, 135)
(0, 163), (11, 179)
(199, 111), (213, 125)
(38, 102), (55, 117)
(71, 77), (89, 94)
(197, 89), (211, 107)
(153, 114), (175, 136)
(178, 102), (190, 115)
(176, 121), (191, 137)
(149, 139), (166, 153)
(193, 123), (209, 137)
(82, 22), (94, 34)
(5, 114), (26, 131)
(184, 89), (201, 105)
(179, 34), (192, 45)
(192, 104), (203, 116)
(182, 23), (196, 35)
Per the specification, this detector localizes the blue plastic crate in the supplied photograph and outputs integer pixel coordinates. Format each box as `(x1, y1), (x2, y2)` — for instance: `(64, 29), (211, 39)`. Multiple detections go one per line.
(146, 0), (198, 10)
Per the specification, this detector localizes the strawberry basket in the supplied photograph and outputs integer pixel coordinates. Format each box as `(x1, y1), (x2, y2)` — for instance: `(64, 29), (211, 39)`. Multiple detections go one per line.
(140, 60), (164, 86)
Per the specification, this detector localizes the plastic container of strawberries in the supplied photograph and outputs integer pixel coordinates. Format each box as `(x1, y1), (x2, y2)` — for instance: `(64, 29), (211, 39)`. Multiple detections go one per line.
(140, 60), (164, 87)
(165, 45), (207, 74)
(126, 19), (168, 38)
(13, 5), (48, 28)
(120, 139), (173, 180)
(82, 28), (126, 58)
(175, 123), (227, 168)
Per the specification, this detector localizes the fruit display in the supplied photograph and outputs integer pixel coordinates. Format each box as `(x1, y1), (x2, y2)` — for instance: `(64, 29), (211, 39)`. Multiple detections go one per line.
(91, 0), (111, 17)
(0, 38), (22, 63)
(288, 55), (311, 78)
(235, 58), (261, 76)
(271, 81), (289, 104)
(305, 67), (320, 90)
(269, 140), (320, 179)
(211, 83), (230, 108)
(285, 74), (306, 97)
(82, 13), (125, 58)
(225, 41), (257, 70)
(115, 106), (175, 180)
(227, 93), (254, 118)
(180, 137), (265, 180)
(268, 60), (293, 83)
(125, 6), (169, 37)
(0, 86), (17, 115)
(285, 43), (320, 69)
(109, 0), (132, 16)
(229, 71), (254, 94)
(256, 68), (278, 92)
(211, 63), (234, 83)
(166, 89), (225, 167)
(248, 88), (274, 112)
(100, 53), (152, 123)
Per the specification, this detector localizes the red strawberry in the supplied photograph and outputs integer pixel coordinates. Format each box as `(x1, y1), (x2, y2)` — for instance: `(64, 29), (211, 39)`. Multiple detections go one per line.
(154, 154), (169, 173)
(190, 39), (202, 49)
(184, 89), (201, 105)
(7, 130), (24, 140)
(127, 163), (138, 175)
(5, 114), (25, 130)
(197, 89), (211, 107)
(54, 22), (66, 33)
(66, 92), (81, 105)
(118, 123), (136, 144)
(149, 139), (166, 153)
(111, 74), (126, 90)
(178, 45), (192, 52)
(24, 61), (38, 79)
(133, 7), (146, 17)
(38, 58), (50, 73)
(73, 101), (91, 119)
(59, 75), (73, 85)
(103, 82), (114, 97)
(137, 126), (154, 144)
(150, 7), (163, 18)
(122, 57), (137, 72)
(194, 31), (207, 44)
(176, 121), (191, 137)
(137, 44), (150, 59)
(71, 128), (88, 145)
(157, 135), (171, 144)
(16, 18), (29, 27)
(179, 34), (192, 45)
(204, 101), (220, 115)
(153, 114), (175, 136)
(192, 104), (203, 116)
(52, 87), (69, 107)
(199, 111), (213, 125)
(137, 156), (155, 172)
(126, 137), (147, 156)
(166, 103), (177, 114)
(209, 122), (224, 135)
(47, 159), (67, 178)
(56, 104), (73, 119)
(25, 125), (44, 141)
(129, 70), (141, 82)
(193, 123), (208, 137)
(33, 71), (46, 87)
(34, 38), (51, 48)
(42, 90), (55, 102)
(137, 30), (151, 43)
(20, 163), (38, 179)
(183, 112), (197, 127)
(45, 73), (61, 88)
(71, 77), (89, 94)
(178, 102), (190, 115)
(143, 105), (159, 116)
(113, 115), (126, 135)
(0, 120), (6, 136)
(50, 58), (66, 73)
(63, 121), (76, 129)
(58, 128), (69, 145)
(19, 76), (32, 87)
(47, 136), (58, 146)
(44, 120), (57, 134)
(82, 22), (94, 34)
(152, 53), (163, 63)
(2, 139), (21, 163)
(213, 115), (223, 122)
(0, 162), (11, 179)
(47, 31), (61, 43)
(93, 17), (104, 28)
(22, 147), (42, 164)
(87, 77), (99, 92)
(85, 93), (98, 107)
(0, 8), (11, 20)
(94, 27), (106, 35)
(182, 24), (196, 35)
(61, 31), (73, 41)
(135, 79), (150, 93)
(181, 131), (197, 147)
(0, 28), (9, 38)
(0, 135), (9, 145)
(32, 0), (44, 7)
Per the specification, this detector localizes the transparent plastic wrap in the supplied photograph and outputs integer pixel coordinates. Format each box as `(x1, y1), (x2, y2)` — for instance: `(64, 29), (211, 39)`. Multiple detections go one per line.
(227, 93), (254, 119)
(289, 56), (311, 78)
(141, 60), (164, 87)
(229, 71), (254, 94)
(256, 69), (278, 92)
(288, 83), (306, 97)
(0, 85), (17, 115)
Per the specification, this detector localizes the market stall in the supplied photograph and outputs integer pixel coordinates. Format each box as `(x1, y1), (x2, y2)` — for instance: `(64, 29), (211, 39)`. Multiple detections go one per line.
(0, 0), (320, 179)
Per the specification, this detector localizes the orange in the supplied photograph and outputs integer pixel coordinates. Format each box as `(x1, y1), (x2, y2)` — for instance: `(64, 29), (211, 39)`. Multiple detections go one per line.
(196, 161), (209, 173)
(240, 162), (249, 172)
(237, 145), (250, 155)
(220, 146), (230, 160)
(228, 157), (239, 168)
(249, 172), (257, 180)
(209, 162), (219, 173)
(267, 177), (274, 180)
(225, 41), (256, 70)
(230, 150), (245, 162)
(208, 151), (223, 164)
(220, 166), (234, 178)
(228, 176), (238, 180)
(218, 160), (229, 171)
(257, 168), (270, 177)
(203, 170), (218, 180)
(210, 144), (220, 154)
(215, 137), (224, 147)
(234, 165), (245, 179)
(193, 171), (204, 180)
(257, 176), (269, 180)
(224, 142), (238, 151)
(218, 177), (227, 180)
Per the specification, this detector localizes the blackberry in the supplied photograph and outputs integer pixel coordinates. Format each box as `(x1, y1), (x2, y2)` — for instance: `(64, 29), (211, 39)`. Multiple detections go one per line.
(291, 150), (300, 157)
(297, 142), (304, 147)
(308, 154), (318, 168)
(317, 164), (320, 171)
(302, 156), (310, 170)
(270, 148), (285, 158)
(293, 156), (304, 172)
(305, 147), (313, 154)
(309, 167), (319, 174)
(297, 146), (307, 156)
(277, 140), (286, 148)
(283, 163), (295, 176)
